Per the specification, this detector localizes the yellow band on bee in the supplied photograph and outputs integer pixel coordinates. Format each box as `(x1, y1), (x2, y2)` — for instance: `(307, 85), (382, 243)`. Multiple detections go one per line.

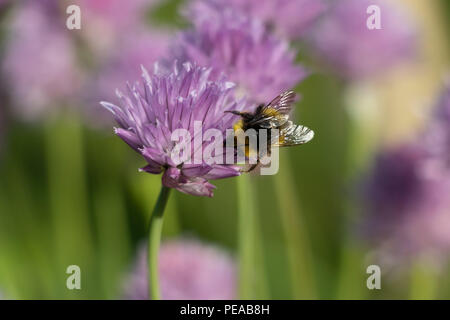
(233, 119), (244, 132)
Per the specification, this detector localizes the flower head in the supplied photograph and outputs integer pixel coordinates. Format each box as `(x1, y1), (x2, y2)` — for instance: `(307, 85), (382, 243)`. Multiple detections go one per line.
(77, 0), (150, 27)
(0, 107), (5, 154)
(361, 83), (450, 262)
(309, 0), (416, 80)
(2, 1), (83, 119)
(0, 0), (9, 8)
(75, 0), (161, 57)
(90, 30), (169, 109)
(364, 144), (428, 228)
(434, 81), (450, 124)
(425, 81), (450, 175)
(186, 0), (326, 40)
(101, 62), (249, 197)
(73, 0), (172, 126)
(123, 239), (237, 300)
(362, 104), (450, 263)
(362, 143), (450, 259)
(175, 3), (306, 103)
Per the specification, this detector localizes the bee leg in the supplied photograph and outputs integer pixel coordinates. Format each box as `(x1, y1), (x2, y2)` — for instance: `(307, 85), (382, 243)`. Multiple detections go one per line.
(241, 161), (260, 173)
(247, 163), (259, 172)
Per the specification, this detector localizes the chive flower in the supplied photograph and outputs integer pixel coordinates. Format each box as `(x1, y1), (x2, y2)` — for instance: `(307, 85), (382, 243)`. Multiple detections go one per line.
(92, 31), (170, 106)
(122, 239), (237, 300)
(101, 62), (249, 197)
(362, 84), (450, 259)
(186, 0), (326, 40)
(2, 1), (82, 119)
(309, 0), (416, 80)
(175, 2), (306, 103)
(425, 81), (450, 175)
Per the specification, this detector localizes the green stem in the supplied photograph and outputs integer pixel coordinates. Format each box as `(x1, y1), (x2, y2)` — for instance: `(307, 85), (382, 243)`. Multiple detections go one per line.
(336, 242), (365, 299)
(410, 260), (438, 300)
(274, 156), (316, 299)
(46, 113), (94, 298)
(148, 185), (171, 300)
(253, 214), (270, 299)
(236, 174), (269, 299)
(237, 174), (255, 299)
(335, 85), (380, 299)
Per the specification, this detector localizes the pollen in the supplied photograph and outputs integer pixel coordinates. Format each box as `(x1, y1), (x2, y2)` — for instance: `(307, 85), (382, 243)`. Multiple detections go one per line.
(233, 119), (244, 132)
(261, 107), (279, 117)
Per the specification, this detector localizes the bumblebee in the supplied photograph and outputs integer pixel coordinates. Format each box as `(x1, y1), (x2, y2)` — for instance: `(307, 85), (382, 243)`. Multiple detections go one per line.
(226, 90), (314, 172)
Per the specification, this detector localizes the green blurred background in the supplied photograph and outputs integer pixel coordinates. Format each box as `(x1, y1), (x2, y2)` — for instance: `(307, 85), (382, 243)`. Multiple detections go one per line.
(0, 0), (449, 299)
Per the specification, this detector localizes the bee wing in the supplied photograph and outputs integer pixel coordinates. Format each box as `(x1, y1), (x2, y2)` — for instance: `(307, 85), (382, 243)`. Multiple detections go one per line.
(246, 91), (297, 128)
(265, 90), (297, 115)
(272, 121), (314, 147)
(245, 112), (288, 129)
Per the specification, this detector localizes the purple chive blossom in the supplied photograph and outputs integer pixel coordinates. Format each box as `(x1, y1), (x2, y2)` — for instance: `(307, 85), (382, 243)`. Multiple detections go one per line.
(123, 239), (237, 300)
(2, 1), (83, 119)
(77, 0), (155, 30)
(0, 109), (4, 155)
(187, 0), (326, 39)
(175, 3), (306, 104)
(75, 0), (163, 59)
(362, 144), (448, 257)
(362, 139), (450, 258)
(101, 62), (249, 197)
(362, 84), (450, 260)
(309, 0), (416, 80)
(434, 81), (450, 124)
(424, 81), (450, 176)
(75, 0), (172, 126)
(363, 144), (428, 235)
(90, 31), (170, 123)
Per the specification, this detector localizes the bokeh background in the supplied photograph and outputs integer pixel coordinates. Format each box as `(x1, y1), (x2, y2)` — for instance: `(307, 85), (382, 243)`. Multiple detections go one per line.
(0, 0), (449, 299)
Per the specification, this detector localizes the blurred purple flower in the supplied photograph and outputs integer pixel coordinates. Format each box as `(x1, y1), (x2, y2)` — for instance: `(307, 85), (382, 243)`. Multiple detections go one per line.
(362, 82), (450, 261)
(101, 62), (248, 197)
(2, 1), (83, 119)
(175, 4), (306, 103)
(89, 30), (170, 124)
(425, 82), (450, 175)
(79, 0), (148, 23)
(434, 82), (450, 124)
(364, 144), (427, 231)
(77, 0), (160, 31)
(0, 108), (4, 154)
(71, 0), (173, 126)
(309, 0), (416, 80)
(123, 239), (237, 300)
(76, 0), (162, 58)
(363, 136), (450, 258)
(186, 0), (326, 39)
(0, 0), (9, 8)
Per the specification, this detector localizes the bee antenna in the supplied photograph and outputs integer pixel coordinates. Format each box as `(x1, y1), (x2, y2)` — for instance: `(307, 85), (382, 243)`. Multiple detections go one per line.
(224, 110), (243, 116)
